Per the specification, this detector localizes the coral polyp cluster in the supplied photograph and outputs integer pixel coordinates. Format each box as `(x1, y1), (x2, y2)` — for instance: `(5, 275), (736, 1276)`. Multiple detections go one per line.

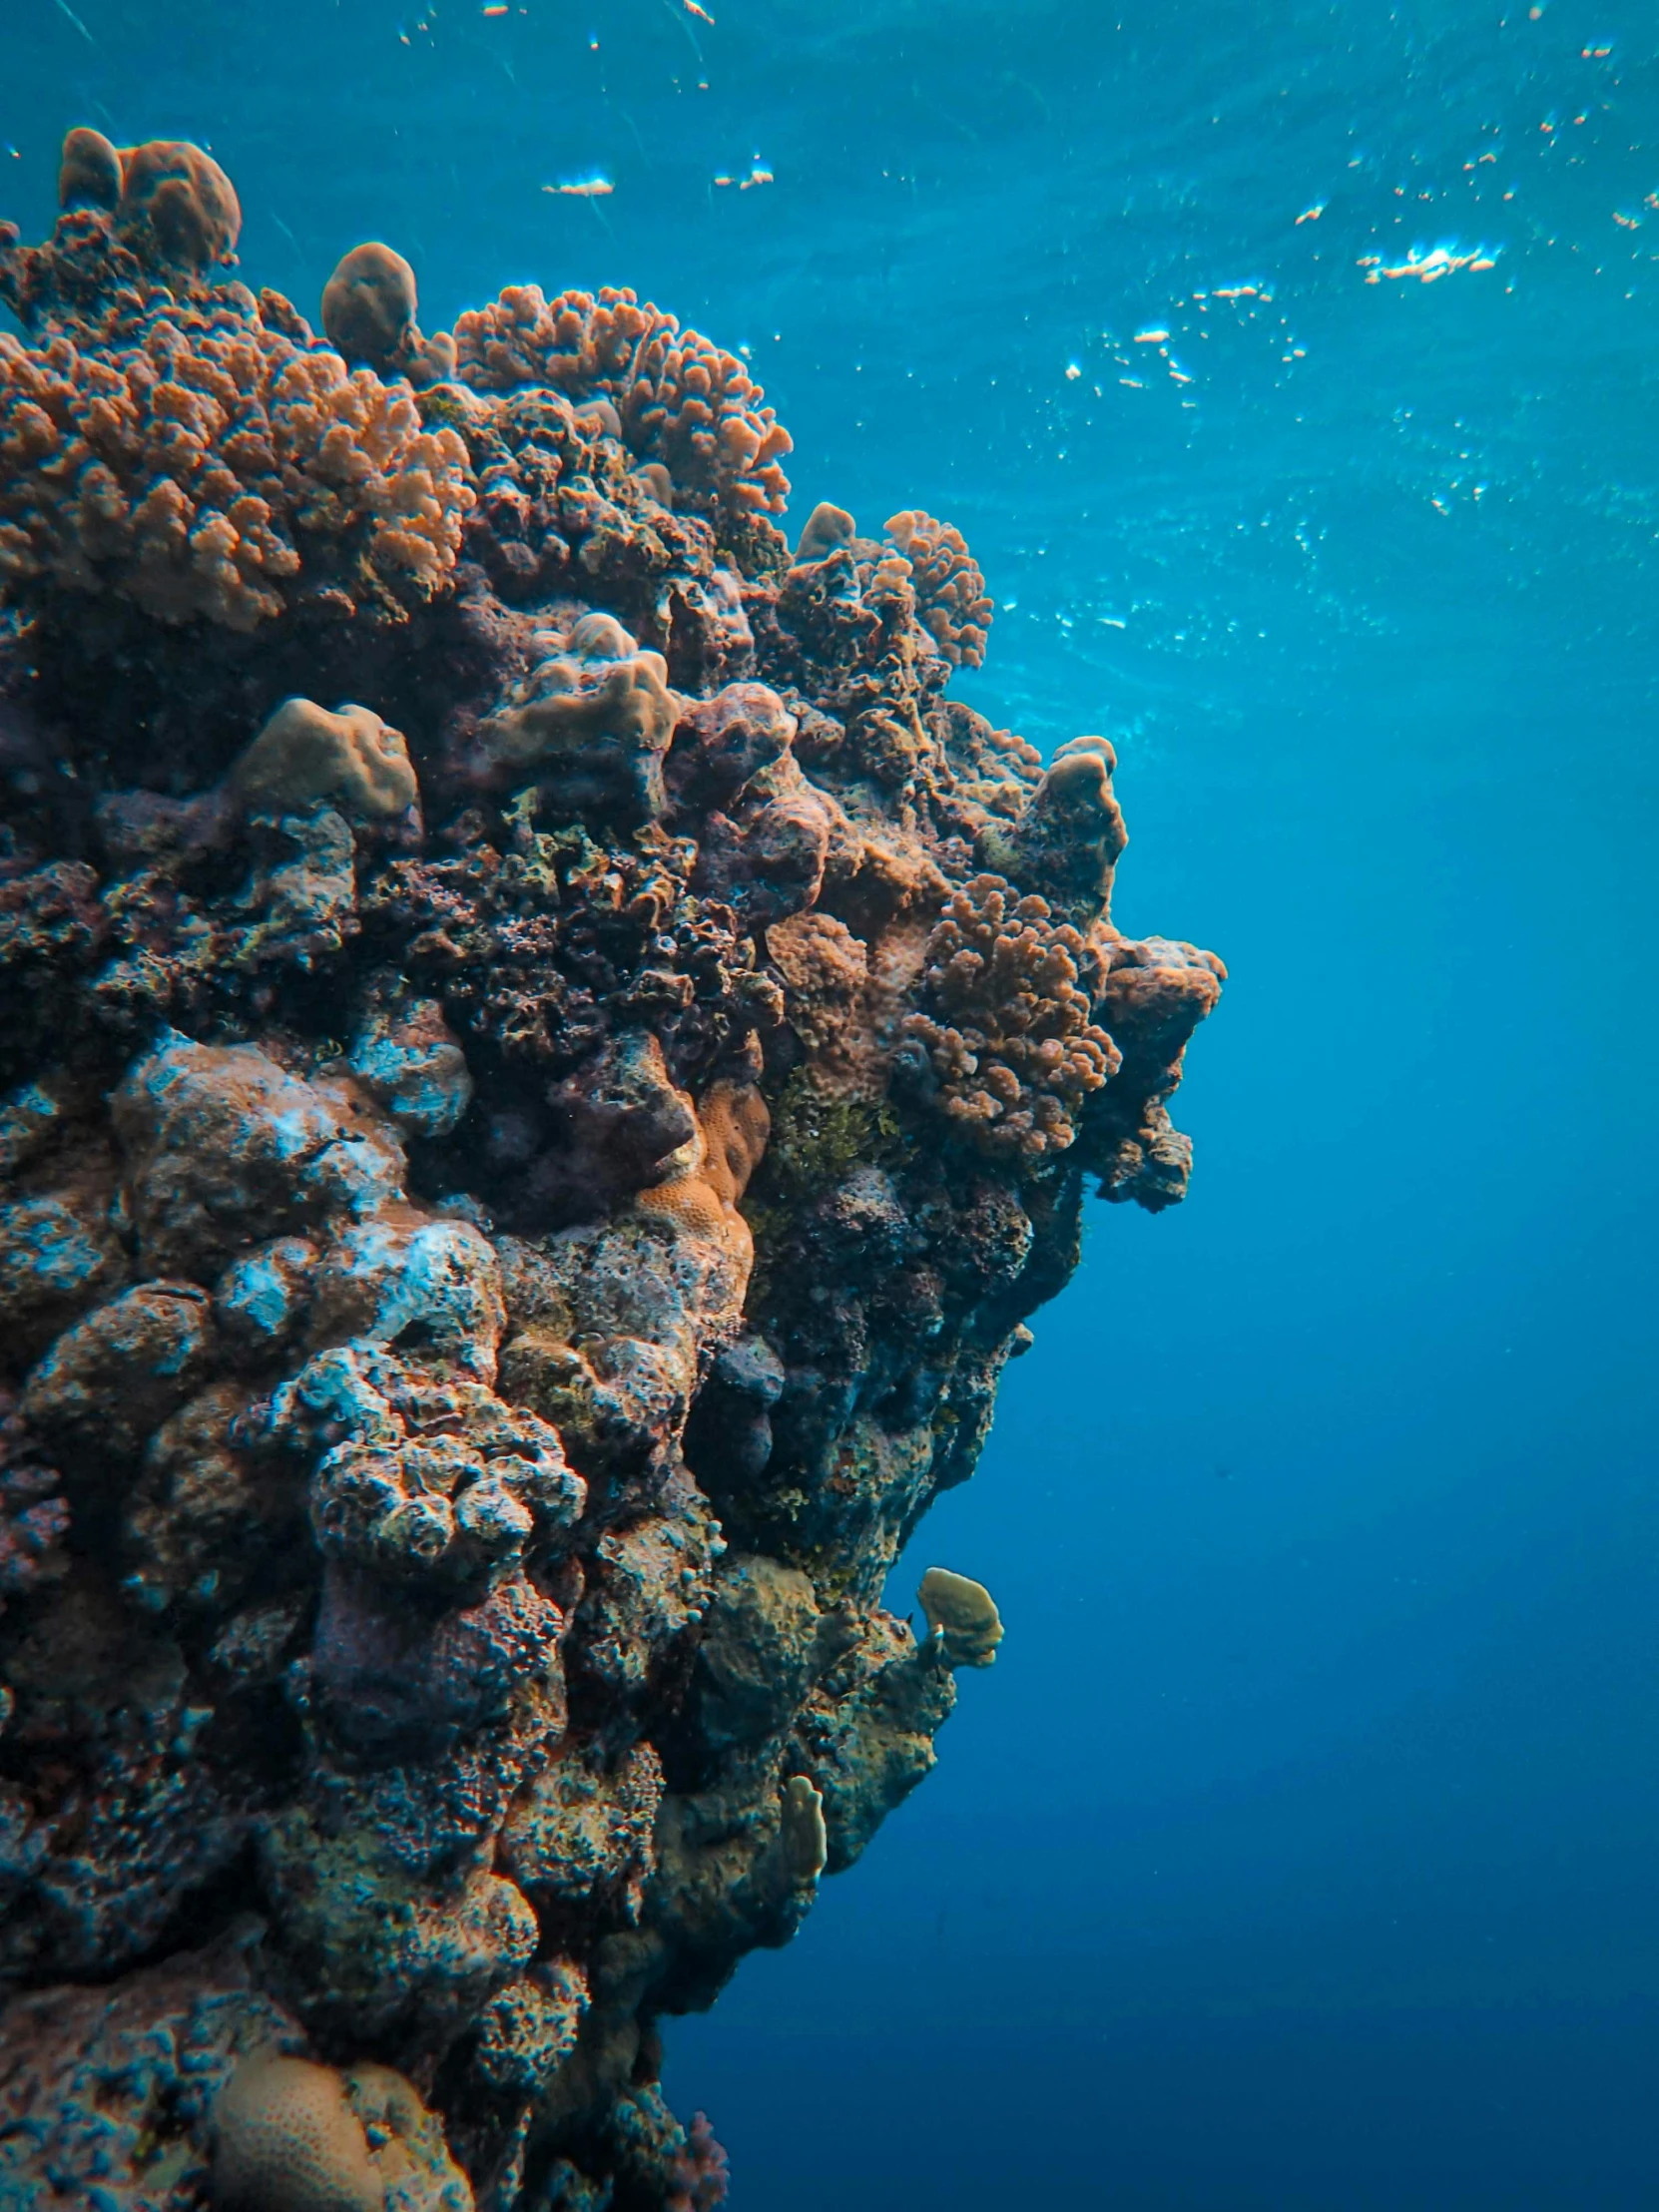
(0, 134), (1222, 2212)
(453, 284), (792, 517)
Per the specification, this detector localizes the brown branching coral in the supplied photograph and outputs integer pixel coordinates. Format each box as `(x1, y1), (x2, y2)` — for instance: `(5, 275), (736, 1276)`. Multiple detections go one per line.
(0, 126), (1221, 2212)
(883, 508), (993, 667)
(454, 283), (791, 517)
(900, 873), (1120, 1157)
(0, 256), (472, 632)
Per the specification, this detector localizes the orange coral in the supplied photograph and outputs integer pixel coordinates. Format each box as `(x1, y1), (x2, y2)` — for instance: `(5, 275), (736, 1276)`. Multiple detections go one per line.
(455, 283), (669, 398)
(636, 1079), (770, 1271)
(901, 873), (1119, 1158)
(0, 288), (472, 630)
(454, 282), (792, 515)
(883, 509), (993, 668)
(620, 324), (793, 516)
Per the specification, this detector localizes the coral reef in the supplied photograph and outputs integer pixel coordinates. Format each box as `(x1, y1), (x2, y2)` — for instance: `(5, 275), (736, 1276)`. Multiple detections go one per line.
(0, 132), (1223, 2212)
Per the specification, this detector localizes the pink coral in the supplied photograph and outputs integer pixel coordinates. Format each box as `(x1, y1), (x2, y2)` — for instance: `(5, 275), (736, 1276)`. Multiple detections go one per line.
(666, 2112), (730, 2211)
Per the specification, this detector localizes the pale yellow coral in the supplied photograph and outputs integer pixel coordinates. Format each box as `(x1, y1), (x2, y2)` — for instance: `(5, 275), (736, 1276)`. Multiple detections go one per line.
(781, 1774), (828, 1883)
(212, 2050), (473, 2212)
(211, 2051), (382, 2212)
(917, 1565), (1003, 1667)
(228, 699), (418, 824)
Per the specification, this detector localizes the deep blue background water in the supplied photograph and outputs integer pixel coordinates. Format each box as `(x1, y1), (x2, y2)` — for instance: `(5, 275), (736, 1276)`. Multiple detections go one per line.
(6, 0), (1659, 2202)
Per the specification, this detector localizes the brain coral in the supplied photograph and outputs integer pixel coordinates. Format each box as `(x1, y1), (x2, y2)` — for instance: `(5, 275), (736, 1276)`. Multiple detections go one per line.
(0, 127), (1222, 2212)
(213, 2052), (385, 2212)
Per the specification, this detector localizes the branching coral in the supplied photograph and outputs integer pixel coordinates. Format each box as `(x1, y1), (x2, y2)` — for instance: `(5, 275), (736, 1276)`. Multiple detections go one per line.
(883, 509), (993, 667)
(0, 126), (1222, 2212)
(900, 872), (1120, 1157)
(0, 258), (472, 631)
(454, 283), (791, 517)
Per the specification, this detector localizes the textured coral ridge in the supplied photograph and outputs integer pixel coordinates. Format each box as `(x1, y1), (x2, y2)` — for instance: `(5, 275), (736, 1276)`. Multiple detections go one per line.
(0, 137), (1224, 2211)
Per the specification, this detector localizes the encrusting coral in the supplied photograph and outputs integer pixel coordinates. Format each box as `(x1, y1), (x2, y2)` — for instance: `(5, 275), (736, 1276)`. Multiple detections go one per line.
(0, 130), (1223, 2212)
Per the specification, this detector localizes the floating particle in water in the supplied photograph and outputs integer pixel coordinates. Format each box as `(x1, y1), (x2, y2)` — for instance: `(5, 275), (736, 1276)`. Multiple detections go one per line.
(545, 176), (614, 196)
(1134, 326), (1170, 343)
(1359, 244), (1498, 283)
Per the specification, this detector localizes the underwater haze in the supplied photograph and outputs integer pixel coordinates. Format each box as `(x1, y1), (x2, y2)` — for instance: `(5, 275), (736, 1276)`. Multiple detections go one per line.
(6, 0), (1658, 2204)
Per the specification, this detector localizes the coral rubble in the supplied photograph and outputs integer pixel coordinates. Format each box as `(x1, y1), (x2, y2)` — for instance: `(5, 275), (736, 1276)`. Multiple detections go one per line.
(0, 134), (1224, 2211)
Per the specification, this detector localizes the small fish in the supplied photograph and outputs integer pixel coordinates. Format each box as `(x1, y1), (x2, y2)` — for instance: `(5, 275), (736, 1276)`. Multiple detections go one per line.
(545, 177), (614, 197)
(684, 0), (715, 19)
(739, 166), (773, 189)
(53, 0), (97, 44)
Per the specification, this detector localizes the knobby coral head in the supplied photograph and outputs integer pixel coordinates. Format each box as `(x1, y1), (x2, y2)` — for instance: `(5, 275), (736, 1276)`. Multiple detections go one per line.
(58, 127), (242, 268)
(0, 125), (1224, 2212)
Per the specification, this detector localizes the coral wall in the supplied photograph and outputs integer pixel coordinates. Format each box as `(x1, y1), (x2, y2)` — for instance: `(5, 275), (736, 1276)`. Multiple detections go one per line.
(0, 138), (1222, 2212)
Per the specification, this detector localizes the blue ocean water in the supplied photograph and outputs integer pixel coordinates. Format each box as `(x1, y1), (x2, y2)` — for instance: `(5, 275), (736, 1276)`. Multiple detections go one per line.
(6, 0), (1657, 2203)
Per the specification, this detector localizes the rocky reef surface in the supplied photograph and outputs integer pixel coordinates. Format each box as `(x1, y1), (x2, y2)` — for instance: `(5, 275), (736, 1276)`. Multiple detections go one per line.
(0, 132), (1223, 2212)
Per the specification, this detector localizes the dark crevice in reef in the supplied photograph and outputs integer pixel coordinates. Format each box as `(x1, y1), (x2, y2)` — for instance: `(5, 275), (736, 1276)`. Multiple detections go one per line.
(0, 128), (1223, 2211)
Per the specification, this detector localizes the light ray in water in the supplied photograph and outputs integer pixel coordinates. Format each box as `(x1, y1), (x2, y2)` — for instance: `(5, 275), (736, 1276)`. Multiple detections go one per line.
(52, 0), (97, 45)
